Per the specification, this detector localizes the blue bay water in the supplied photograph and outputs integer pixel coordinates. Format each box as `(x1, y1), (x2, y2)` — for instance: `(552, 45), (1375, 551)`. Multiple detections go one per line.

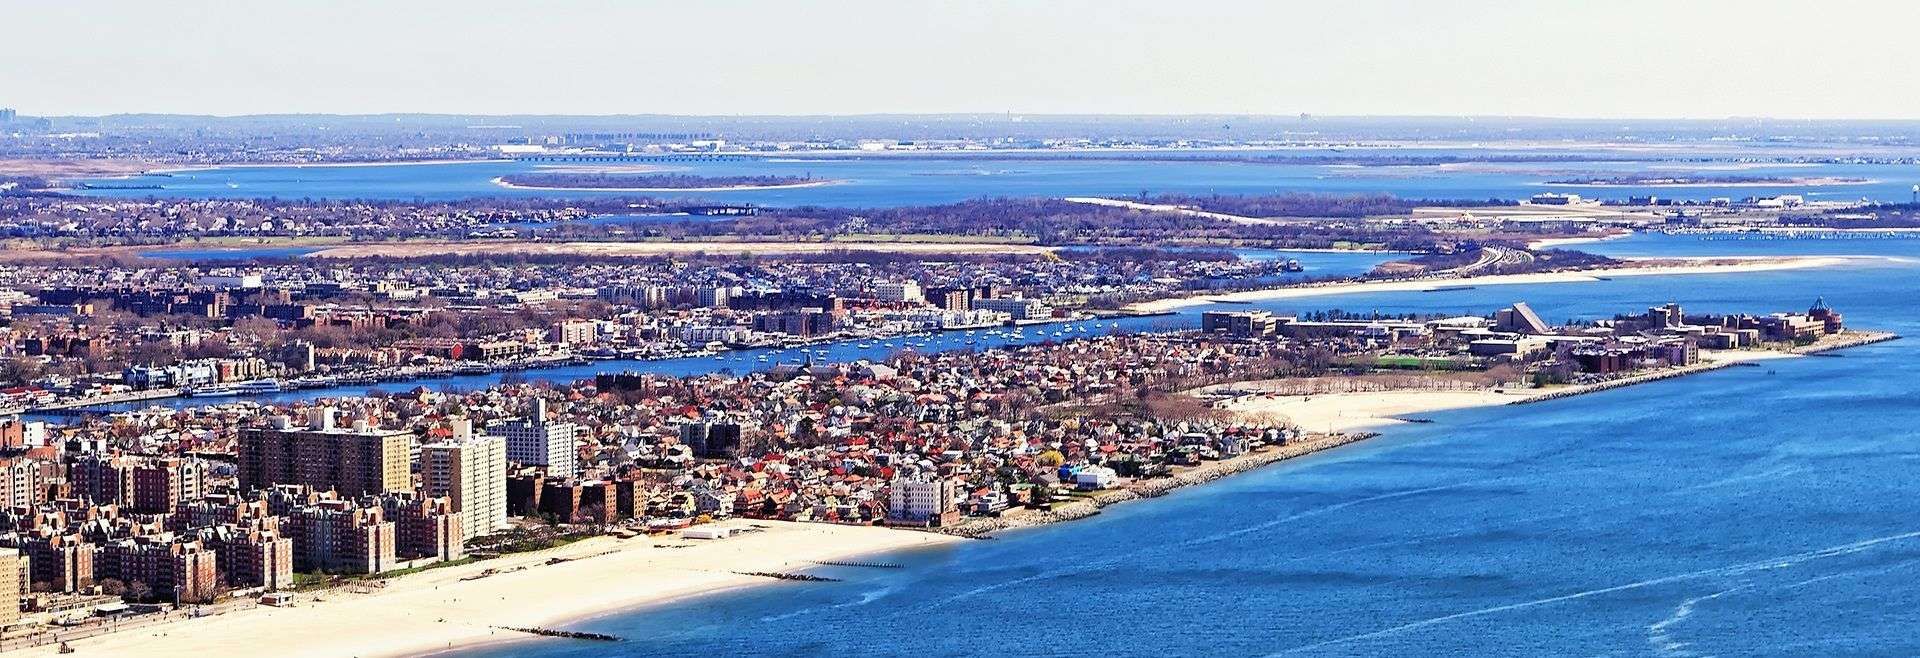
(73, 150), (1920, 206)
(446, 236), (1920, 657)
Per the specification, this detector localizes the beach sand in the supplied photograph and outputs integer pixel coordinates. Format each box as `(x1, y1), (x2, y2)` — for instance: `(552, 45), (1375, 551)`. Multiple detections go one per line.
(1125, 256), (1852, 313)
(20, 521), (957, 658)
(1210, 346), (1832, 433)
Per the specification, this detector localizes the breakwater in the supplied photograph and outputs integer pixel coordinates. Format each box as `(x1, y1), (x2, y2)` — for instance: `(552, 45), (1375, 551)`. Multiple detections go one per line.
(497, 627), (621, 642)
(734, 571), (842, 582)
(939, 431), (1379, 538)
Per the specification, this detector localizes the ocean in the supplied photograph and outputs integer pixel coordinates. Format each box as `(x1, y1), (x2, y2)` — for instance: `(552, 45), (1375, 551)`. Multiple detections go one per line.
(445, 235), (1920, 657)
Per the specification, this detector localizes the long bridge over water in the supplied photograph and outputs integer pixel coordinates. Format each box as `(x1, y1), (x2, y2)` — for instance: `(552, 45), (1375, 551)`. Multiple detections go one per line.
(514, 153), (759, 164)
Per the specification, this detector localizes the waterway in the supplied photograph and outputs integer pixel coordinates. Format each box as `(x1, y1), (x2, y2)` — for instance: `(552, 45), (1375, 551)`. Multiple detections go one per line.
(447, 233), (1920, 657)
(72, 147), (1920, 206)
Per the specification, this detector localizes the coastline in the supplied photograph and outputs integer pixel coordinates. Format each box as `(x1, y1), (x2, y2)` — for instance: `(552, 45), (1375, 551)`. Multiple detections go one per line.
(1124, 255), (1856, 313)
(19, 521), (959, 658)
(489, 176), (844, 192)
(937, 431), (1380, 537)
(23, 332), (1898, 657)
(1211, 331), (1898, 432)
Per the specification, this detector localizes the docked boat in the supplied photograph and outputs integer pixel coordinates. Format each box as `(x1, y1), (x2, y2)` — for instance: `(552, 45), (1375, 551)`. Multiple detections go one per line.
(237, 380), (284, 394)
(291, 375), (339, 389)
(183, 384), (241, 397)
(452, 362), (494, 375)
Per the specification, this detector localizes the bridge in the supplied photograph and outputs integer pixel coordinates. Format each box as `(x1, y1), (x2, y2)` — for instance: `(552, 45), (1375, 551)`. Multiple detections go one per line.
(515, 153), (758, 164)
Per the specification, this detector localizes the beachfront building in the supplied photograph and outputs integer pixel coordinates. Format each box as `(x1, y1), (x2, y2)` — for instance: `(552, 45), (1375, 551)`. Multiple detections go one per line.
(420, 419), (509, 540)
(285, 498), (396, 575)
(22, 534), (93, 594)
(493, 399), (578, 476)
(198, 523), (295, 591)
(239, 408), (413, 496)
(374, 494), (464, 563)
(886, 475), (959, 528)
(96, 535), (220, 605)
(0, 548), (19, 625)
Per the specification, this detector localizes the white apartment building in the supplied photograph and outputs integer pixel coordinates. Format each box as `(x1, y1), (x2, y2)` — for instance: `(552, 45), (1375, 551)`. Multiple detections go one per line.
(875, 281), (924, 303)
(887, 474), (957, 526)
(491, 399), (578, 476)
(421, 419), (509, 540)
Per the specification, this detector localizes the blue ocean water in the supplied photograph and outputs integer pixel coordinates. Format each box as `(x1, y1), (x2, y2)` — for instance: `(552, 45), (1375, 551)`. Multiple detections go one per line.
(72, 150), (1920, 205)
(446, 237), (1920, 657)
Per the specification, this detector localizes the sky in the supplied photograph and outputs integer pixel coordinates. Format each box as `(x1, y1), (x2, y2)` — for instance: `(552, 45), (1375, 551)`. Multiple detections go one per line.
(4, 0), (1919, 119)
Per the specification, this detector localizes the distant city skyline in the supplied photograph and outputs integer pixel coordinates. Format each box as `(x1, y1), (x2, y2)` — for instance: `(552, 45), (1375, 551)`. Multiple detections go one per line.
(6, 0), (1920, 120)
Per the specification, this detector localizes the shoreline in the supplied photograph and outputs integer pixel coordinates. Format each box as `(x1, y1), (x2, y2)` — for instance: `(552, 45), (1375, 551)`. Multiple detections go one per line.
(936, 431), (1381, 537)
(489, 176), (844, 192)
(25, 331), (1899, 657)
(1124, 255), (1858, 313)
(19, 521), (959, 658)
(1211, 331), (1898, 432)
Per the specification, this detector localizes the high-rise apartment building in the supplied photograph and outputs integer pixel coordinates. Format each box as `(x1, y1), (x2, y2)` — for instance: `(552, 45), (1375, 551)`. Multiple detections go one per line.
(421, 419), (508, 540)
(239, 408), (412, 496)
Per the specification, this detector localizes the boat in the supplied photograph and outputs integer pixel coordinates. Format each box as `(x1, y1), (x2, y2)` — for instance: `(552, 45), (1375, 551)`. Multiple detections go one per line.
(452, 362), (493, 375)
(183, 384), (241, 397)
(1281, 258), (1305, 272)
(236, 380), (283, 394)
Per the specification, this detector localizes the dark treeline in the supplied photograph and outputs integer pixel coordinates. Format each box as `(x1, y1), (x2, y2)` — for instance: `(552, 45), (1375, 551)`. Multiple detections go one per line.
(499, 173), (814, 189)
(549, 196), (1467, 250)
(0, 176), (49, 195)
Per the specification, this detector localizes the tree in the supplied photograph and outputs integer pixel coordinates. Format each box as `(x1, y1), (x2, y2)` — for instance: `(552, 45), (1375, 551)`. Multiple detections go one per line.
(98, 577), (126, 597)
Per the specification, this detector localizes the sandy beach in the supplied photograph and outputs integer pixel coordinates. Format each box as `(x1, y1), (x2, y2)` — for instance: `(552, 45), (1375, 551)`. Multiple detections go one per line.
(307, 239), (1055, 259)
(1207, 340), (1878, 433)
(20, 520), (957, 658)
(1125, 256), (1853, 313)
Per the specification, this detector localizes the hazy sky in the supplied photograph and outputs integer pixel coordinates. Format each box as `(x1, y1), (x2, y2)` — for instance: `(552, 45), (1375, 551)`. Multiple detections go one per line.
(5, 0), (1918, 119)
